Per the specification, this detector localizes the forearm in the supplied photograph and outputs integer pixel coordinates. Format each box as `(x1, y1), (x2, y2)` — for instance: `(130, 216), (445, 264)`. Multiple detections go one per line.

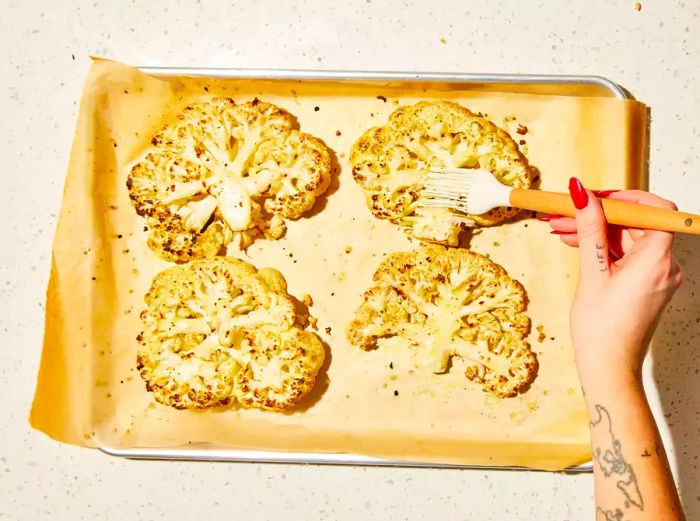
(581, 370), (685, 521)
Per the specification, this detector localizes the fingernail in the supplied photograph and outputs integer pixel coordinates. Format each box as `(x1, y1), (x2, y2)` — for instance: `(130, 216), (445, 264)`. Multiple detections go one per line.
(569, 177), (589, 210)
(550, 230), (572, 235)
(537, 214), (563, 222)
(592, 189), (620, 198)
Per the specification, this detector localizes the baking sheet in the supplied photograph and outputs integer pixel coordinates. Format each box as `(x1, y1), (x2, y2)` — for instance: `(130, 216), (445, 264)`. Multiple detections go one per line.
(30, 58), (648, 470)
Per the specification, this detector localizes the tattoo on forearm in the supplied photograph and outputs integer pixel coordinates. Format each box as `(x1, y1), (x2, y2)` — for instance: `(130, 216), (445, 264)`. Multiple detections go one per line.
(641, 442), (662, 459)
(595, 242), (608, 272)
(596, 507), (625, 521)
(590, 405), (644, 514)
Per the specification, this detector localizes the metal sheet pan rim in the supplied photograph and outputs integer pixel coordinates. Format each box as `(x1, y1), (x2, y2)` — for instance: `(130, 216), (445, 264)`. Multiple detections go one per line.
(102, 65), (606, 471)
(138, 66), (627, 99)
(100, 446), (592, 472)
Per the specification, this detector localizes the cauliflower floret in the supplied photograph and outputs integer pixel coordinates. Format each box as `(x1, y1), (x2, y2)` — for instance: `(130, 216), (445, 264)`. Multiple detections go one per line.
(346, 245), (537, 398)
(346, 285), (426, 350)
(350, 101), (533, 246)
(234, 326), (325, 410)
(127, 98), (332, 262)
(136, 257), (325, 410)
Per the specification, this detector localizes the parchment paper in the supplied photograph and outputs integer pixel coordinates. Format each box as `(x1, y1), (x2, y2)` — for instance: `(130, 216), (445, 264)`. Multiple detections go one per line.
(30, 58), (648, 470)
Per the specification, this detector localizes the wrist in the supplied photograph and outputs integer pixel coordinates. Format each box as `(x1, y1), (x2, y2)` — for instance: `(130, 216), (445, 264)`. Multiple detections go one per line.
(578, 366), (644, 404)
(572, 339), (646, 391)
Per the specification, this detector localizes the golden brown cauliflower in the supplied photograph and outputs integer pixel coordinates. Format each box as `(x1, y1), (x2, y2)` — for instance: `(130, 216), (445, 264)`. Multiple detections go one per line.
(127, 98), (332, 262)
(346, 245), (537, 398)
(350, 101), (533, 245)
(136, 257), (325, 411)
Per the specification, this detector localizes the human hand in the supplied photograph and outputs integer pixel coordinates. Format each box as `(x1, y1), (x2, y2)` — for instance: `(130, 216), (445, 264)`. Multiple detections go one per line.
(542, 179), (683, 389)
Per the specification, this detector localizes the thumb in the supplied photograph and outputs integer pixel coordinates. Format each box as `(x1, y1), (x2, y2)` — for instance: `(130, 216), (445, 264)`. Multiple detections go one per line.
(569, 177), (610, 280)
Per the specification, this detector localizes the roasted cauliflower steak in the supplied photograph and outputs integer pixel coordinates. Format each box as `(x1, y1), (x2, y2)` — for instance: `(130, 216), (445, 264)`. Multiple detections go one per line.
(136, 257), (325, 410)
(350, 101), (533, 245)
(346, 245), (537, 398)
(127, 98), (332, 262)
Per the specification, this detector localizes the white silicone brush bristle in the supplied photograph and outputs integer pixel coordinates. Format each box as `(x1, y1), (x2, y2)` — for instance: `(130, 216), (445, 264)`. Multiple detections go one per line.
(420, 167), (513, 215)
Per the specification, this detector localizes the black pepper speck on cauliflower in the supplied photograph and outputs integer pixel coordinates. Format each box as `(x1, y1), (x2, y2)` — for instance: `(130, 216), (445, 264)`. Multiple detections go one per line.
(346, 245), (537, 398)
(127, 98), (332, 262)
(350, 101), (533, 245)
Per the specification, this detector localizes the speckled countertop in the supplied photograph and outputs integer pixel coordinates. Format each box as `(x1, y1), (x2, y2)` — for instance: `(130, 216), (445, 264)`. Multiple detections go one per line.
(1, 1), (698, 520)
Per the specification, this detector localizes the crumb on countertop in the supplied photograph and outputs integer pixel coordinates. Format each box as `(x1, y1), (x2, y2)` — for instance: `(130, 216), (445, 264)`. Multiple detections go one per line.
(325, 326), (332, 335)
(345, 246), (353, 254)
(439, 38), (447, 44)
(516, 124), (528, 135)
(635, 2), (642, 11)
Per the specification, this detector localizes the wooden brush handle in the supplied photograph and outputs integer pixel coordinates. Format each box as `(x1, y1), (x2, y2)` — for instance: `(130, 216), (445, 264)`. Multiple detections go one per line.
(510, 189), (700, 235)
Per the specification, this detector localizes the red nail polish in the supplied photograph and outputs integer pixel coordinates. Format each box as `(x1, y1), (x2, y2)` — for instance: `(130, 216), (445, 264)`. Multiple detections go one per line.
(537, 214), (563, 222)
(569, 177), (589, 210)
(550, 230), (572, 235)
(593, 189), (620, 198)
